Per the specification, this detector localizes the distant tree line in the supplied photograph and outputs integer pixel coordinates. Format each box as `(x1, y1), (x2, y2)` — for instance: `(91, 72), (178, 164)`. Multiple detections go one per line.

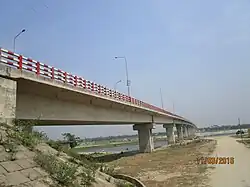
(80, 132), (167, 142)
(199, 124), (250, 132)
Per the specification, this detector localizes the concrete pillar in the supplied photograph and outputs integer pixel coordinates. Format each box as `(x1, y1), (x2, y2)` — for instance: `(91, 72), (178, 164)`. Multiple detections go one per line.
(193, 128), (196, 136)
(191, 127), (196, 137)
(0, 77), (16, 125)
(183, 125), (188, 138)
(188, 126), (196, 139)
(133, 123), (154, 153)
(187, 127), (190, 136)
(176, 124), (183, 141)
(163, 124), (175, 144)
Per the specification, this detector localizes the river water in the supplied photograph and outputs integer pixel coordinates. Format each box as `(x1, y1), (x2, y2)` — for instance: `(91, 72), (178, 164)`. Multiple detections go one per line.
(78, 140), (168, 154)
(77, 130), (244, 154)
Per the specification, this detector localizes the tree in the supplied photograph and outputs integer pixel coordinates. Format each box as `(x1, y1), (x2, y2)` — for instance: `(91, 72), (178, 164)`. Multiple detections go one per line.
(62, 133), (80, 148)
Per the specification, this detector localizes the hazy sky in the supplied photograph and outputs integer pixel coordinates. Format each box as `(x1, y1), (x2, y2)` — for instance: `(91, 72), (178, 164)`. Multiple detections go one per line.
(1, 0), (250, 139)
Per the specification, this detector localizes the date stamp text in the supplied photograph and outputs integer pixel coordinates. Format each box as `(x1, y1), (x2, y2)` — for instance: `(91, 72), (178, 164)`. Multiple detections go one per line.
(197, 157), (234, 165)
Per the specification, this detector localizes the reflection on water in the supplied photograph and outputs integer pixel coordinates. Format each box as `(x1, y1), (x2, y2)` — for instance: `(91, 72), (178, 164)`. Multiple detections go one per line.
(79, 140), (168, 153)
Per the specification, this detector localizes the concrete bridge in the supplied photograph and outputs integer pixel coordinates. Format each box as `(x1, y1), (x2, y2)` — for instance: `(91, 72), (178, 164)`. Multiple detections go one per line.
(0, 47), (197, 153)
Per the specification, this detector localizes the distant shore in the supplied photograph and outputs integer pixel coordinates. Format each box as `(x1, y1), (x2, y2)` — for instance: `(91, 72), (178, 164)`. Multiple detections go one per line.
(72, 136), (167, 152)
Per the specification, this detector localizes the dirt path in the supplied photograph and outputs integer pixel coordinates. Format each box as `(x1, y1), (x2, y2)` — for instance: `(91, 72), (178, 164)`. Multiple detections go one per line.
(208, 136), (250, 187)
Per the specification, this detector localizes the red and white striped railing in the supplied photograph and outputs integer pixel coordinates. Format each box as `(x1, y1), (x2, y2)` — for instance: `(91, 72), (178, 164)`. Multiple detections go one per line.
(0, 47), (182, 119)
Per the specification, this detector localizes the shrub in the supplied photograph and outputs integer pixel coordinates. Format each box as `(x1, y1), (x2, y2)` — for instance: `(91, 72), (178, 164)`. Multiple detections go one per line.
(8, 130), (44, 149)
(47, 140), (64, 152)
(100, 163), (116, 176)
(34, 153), (78, 186)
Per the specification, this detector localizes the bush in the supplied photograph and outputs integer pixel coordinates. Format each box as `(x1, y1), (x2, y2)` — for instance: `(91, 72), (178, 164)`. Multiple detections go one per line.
(66, 150), (99, 171)
(3, 119), (48, 149)
(34, 152), (97, 186)
(47, 140), (64, 152)
(8, 130), (44, 149)
(100, 164), (116, 176)
(34, 153), (78, 186)
(12, 119), (38, 132)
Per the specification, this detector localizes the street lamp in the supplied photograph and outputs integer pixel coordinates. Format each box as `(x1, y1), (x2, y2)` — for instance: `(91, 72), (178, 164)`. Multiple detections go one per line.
(160, 88), (164, 109)
(114, 56), (131, 96)
(14, 29), (26, 52)
(114, 80), (122, 90)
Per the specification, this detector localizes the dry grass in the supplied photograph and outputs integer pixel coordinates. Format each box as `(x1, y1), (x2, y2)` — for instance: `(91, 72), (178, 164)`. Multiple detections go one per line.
(108, 139), (217, 187)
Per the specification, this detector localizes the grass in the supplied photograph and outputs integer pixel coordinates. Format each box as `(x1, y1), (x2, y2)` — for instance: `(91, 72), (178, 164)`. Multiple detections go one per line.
(0, 121), (47, 161)
(34, 153), (79, 186)
(1, 120), (48, 150)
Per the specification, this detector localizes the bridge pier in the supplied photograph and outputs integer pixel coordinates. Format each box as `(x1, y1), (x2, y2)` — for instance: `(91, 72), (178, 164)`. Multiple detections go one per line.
(188, 127), (195, 137)
(183, 126), (188, 138)
(163, 124), (175, 144)
(0, 77), (16, 125)
(187, 126), (191, 137)
(176, 124), (183, 141)
(133, 123), (154, 153)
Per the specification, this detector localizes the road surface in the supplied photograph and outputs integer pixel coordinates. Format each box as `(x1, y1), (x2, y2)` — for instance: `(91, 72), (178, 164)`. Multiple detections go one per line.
(208, 136), (250, 187)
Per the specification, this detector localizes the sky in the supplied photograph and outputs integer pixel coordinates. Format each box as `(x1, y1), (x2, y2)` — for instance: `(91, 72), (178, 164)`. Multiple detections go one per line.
(1, 0), (250, 139)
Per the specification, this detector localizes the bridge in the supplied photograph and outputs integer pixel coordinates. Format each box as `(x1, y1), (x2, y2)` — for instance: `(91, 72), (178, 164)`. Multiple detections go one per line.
(0, 47), (197, 153)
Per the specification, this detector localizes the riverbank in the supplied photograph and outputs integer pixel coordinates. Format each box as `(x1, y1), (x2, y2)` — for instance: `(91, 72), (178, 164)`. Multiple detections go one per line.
(72, 140), (138, 152)
(107, 139), (216, 187)
(73, 136), (167, 153)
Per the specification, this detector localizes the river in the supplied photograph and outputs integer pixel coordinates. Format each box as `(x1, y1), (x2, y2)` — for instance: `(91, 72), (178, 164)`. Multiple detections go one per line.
(78, 140), (168, 154)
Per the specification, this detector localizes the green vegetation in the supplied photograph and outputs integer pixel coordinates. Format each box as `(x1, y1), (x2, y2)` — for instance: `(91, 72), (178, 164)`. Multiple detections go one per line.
(0, 120), (48, 160)
(100, 163), (116, 176)
(62, 132), (80, 149)
(72, 140), (138, 153)
(34, 153), (78, 186)
(0, 120), (140, 186)
(47, 139), (64, 152)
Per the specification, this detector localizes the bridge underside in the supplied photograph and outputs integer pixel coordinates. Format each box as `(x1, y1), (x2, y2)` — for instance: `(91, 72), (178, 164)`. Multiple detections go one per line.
(16, 79), (177, 125)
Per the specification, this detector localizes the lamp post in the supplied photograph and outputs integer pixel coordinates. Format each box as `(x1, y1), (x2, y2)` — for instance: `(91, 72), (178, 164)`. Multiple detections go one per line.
(14, 29), (26, 52)
(114, 56), (131, 96)
(160, 88), (164, 109)
(114, 80), (122, 90)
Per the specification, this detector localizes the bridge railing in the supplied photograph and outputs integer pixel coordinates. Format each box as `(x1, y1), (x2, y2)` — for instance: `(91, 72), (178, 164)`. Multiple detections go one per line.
(0, 47), (181, 119)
